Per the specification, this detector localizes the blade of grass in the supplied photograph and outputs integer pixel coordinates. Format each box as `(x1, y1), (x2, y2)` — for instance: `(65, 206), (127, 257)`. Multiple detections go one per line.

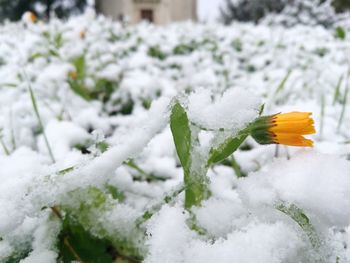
(337, 86), (348, 133)
(333, 74), (343, 105)
(230, 155), (245, 178)
(319, 94), (325, 139)
(27, 81), (55, 163)
(337, 72), (349, 133)
(10, 108), (16, 151)
(274, 69), (292, 96)
(0, 134), (10, 156)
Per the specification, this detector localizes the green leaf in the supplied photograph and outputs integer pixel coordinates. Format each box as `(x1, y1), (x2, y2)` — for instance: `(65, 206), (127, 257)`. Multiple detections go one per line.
(28, 52), (43, 62)
(106, 185), (125, 201)
(148, 46), (166, 60)
(72, 55), (86, 80)
(173, 43), (195, 55)
(276, 203), (321, 249)
(85, 187), (107, 208)
(170, 102), (210, 208)
(96, 141), (109, 153)
(68, 79), (91, 101)
(57, 166), (75, 176)
(231, 38), (243, 52)
(170, 102), (192, 173)
(62, 187), (143, 261)
(335, 26), (346, 40)
(93, 78), (116, 102)
(54, 33), (63, 49)
(258, 103), (265, 116)
(314, 47), (329, 57)
(142, 98), (152, 109)
(207, 132), (248, 166)
(68, 55), (93, 101)
(58, 215), (113, 263)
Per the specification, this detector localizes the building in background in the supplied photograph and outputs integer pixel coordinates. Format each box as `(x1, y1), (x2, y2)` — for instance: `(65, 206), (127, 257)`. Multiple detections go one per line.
(95, 0), (197, 25)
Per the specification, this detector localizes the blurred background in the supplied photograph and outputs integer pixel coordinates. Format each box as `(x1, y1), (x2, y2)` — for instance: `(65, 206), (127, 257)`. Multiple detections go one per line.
(1, 0), (350, 26)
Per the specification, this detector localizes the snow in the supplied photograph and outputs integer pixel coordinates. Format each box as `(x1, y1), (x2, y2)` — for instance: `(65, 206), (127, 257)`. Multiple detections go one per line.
(0, 241), (13, 262)
(239, 152), (350, 227)
(0, 10), (350, 263)
(187, 88), (260, 131)
(185, 222), (302, 263)
(40, 120), (90, 160)
(145, 205), (303, 263)
(20, 213), (61, 263)
(145, 205), (193, 263)
(193, 197), (247, 238)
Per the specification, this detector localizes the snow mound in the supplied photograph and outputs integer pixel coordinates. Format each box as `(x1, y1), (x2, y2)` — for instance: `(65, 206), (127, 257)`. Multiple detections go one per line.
(187, 88), (260, 131)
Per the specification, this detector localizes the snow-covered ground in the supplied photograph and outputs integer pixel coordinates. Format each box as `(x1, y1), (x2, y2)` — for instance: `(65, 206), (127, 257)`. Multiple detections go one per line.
(1, 11), (350, 263)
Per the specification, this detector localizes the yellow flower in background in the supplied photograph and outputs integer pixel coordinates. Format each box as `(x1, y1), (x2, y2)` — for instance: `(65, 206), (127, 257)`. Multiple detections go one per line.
(22, 11), (37, 23)
(251, 112), (316, 147)
(29, 12), (37, 23)
(80, 30), (86, 39)
(68, 70), (77, 80)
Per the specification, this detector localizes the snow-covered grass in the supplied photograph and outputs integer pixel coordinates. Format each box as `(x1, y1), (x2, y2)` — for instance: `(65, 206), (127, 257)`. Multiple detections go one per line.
(1, 11), (350, 263)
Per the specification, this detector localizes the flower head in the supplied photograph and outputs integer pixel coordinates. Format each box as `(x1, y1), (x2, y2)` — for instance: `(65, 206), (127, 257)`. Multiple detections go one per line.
(80, 30), (86, 39)
(22, 11), (37, 23)
(251, 112), (315, 147)
(68, 70), (77, 81)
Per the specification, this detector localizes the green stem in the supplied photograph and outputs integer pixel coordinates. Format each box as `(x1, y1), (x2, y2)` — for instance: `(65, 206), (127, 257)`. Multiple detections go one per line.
(230, 155), (245, 178)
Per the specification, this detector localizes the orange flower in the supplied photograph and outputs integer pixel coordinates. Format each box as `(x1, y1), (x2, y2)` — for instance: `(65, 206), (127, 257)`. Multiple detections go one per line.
(251, 112), (315, 147)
